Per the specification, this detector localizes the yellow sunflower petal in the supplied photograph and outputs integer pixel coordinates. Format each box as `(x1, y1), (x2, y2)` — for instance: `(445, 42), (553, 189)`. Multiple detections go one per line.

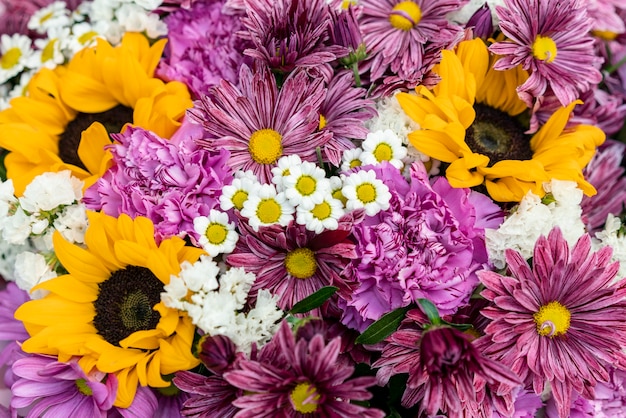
(53, 231), (110, 282)
(112, 367), (140, 408)
(77, 122), (112, 175)
(119, 329), (162, 351)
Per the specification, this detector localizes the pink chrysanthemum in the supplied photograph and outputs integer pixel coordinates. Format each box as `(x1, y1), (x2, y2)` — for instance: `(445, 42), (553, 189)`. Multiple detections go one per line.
(192, 65), (331, 183)
(478, 227), (626, 418)
(223, 321), (385, 418)
(373, 309), (520, 417)
(358, 0), (465, 86)
(225, 216), (359, 311)
(489, 0), (602, 107)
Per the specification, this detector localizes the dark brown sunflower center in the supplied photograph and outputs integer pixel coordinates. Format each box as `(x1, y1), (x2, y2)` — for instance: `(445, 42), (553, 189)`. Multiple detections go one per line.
(58, 105), (133, 171)
(465, 104), (532, 166)
(93, 265), (162, 347)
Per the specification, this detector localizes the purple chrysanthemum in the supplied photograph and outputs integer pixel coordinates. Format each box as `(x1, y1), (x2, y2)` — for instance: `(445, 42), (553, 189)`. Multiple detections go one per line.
(318, 72), (377, 166)
(587, 367), (626, 417)
(224, 321), (385, 418)
(156, 0), (252, 99)
(545, 392), (594, 418)
(343, 162), (503, 330)
(84, 125), (231, 242)
(373, 309), (520, 417)
(192, 65), (331, 183)
(358, 0), (464, 86)
(225, 215), (359, 311)
(489, 0), (602, 107)
(581, 139), (626, 233)
(240, 0), (346, 78)
(10, 355), (117, 417)
(478, 227), (626, 418)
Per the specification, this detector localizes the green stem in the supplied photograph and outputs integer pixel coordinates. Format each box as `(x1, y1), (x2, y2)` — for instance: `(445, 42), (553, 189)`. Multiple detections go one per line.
(352, 62), (361, 87)
(605, 53), (626, 75)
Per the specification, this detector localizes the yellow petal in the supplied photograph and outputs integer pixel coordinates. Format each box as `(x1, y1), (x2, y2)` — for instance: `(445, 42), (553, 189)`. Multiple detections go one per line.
(77, 122), (112, 175)
(53, 231), (110, 282)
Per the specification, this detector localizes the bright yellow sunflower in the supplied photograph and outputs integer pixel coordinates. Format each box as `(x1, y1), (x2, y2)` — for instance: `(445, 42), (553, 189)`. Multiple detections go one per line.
(15, 211), (205, 408)
(397, 38), (605, 202)
(0, 32), (192, 195)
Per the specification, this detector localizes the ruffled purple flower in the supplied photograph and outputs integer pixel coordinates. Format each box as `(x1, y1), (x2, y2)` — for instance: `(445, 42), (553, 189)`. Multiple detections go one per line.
(587, 367), (626, 417)
(545, 391), (594, 418)
(343, 162), (503, 330)
(156, 0), (251, 98)
(84, 125), (232, 242)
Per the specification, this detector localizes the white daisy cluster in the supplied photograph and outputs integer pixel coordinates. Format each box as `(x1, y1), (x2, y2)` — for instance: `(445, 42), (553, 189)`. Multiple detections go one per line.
(341, 129), (407, 171)
(0, 170), (88, 297)
(0, 0), (167, 109)
(486, 179), (586, 270)
(220, 156), (392, 233)
(593, 214), (626, 281)
(162, 255), (284, 354)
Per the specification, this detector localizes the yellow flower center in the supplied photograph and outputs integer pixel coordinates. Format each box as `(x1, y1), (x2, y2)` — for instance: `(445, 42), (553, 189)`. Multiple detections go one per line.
(311, 201), (332, 220)
(40, 11), (54, 23)
(349, 159), (361, 168)
(332, 189), (347, 205)
(532, 35), (557, 63)
(373, 143), (394, 162)
(534, 301), (571, 337)
(284, 248), (317, 279)
(356, 183), (377, 203)
(592, 30), (618, 41)
(295, 175), (317, 196)
(1, 47), (22, 69)
(205, 223), (228, 245)
(41, 39), (57, 63)
(257, 198), (282, 224)
(290, 382), (321, 414)
(389, 1), (422, 31)
(78, 31), (99, 45)
(249, 129), (283, 165)
(341, 0), (357, 9)
(75, 378), (93, 396)
(232, 190), (248, 210)
(319, 114), (327, 130)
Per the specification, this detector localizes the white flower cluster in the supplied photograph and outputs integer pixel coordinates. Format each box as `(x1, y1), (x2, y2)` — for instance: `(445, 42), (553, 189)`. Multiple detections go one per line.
(0, 171), (88, 297)
(162, 255), (284, 354)
(486, 179), (586, 270)
(0, 0), (167, 109)
(593, 214), (626, 282)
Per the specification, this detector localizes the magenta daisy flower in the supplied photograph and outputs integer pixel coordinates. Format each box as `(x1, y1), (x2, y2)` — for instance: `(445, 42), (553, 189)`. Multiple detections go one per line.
(224, 321), (385, 418)
(478, 227), (626, 418)
(225, 216), (359, 311)
(240, 0), (346, 77)
(192, 65), (331, 183)
(358, 0), (465, 86)
(373, 309), (520, 417)
(489, 0), (602, 107)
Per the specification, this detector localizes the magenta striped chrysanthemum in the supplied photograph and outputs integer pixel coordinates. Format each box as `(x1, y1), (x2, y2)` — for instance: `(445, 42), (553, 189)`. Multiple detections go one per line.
(489, 0), (602, 107)
(192, 65), (331, 184)
(478, 227), (626, 418)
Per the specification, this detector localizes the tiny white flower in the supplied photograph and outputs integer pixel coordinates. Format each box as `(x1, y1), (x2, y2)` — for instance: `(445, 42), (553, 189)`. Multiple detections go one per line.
(342, 169), (391, 216)
(296, 196), (345, 233)
(178, 256), (220, 293)
(27, 2), (71, 35)
(271, 154), (303, 191)
(360, 129), (407, 169)
(14, 251), (57, 298)
(340, 148), (364, 172)
(0, 34), (34, 84)
(0, 179), (17, 218)
(282, 161), (331, 208)
(19, 171), (83, 213)
(53, 204), (88, 244)
(1, 208), (33, 245)
(193, 210), (239, 256)
(241, 184), (295, 231)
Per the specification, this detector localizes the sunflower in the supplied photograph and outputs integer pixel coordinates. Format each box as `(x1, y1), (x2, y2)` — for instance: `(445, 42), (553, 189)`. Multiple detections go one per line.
(397, 38), (605, 202)
(14, 211), (206, 408)
(0, 32), (192, 195)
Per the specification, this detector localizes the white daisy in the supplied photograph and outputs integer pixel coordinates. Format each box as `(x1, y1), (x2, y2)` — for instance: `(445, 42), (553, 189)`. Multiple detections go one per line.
(220, 174), (260, 212)
(240, 184), (294, 231)
(340, 147), (364, 172)
(282, 161), (331, 208)
(329, 175), (348, 206)
(0, 34), (34, 84)
(342, 169), (391, 216)
(66, 22), (102, 55)
(360, 129), (407, 169)
(296, 195), (345, 233)
(271, 154), (302, 192)
(27, 1), (71, 35)
(193, 209), (239, 256)
(28, 27), (69, 70)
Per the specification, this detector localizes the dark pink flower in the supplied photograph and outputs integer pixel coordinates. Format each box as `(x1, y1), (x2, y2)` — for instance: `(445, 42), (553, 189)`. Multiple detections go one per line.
(479, 227), (626, 418)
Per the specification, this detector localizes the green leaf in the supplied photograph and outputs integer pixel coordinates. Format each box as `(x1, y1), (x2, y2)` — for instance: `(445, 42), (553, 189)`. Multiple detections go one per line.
(289, 286), (338, 314)
(355, 307), (410, 345)
(417, 298), (441, 325)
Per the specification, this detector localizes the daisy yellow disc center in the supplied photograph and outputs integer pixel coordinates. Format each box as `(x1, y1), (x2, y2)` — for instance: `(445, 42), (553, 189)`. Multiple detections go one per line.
(78, 31), (99, 45)
(332, 189), (347, 205)
(373, 143), (394, 162)
(319, 114), (327, 130)
(349, 158), (362, 168)
(290, 382), (321, 413)
(389, 1), (422, 31)
(42, 39), (57, 62)
(1, 47), (22, 69)
(249, 128), (283, 165)
(257, 198), (283, 224)
(534, 301), (571, 337)
(532, 35), (557, 63)
(232, 190), (249, 210)
(206, 223), (228, 245)
(356, 183), (377, 204)
(295, 175), (317, 196)
(285, 247), (317, 279)
(312, 201), (332, 220)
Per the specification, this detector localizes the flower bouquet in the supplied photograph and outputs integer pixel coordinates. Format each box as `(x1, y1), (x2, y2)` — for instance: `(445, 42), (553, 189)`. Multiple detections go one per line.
(1, 0), (626, 416)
